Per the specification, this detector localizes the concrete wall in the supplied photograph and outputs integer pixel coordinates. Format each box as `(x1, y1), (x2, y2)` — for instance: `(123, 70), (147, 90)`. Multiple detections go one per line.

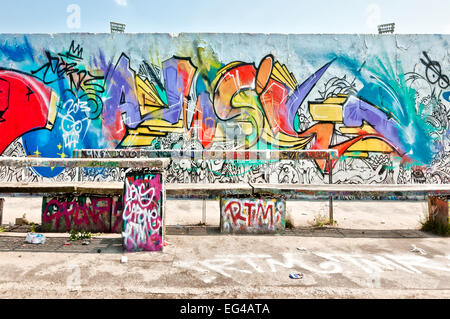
(221, 197), (286, 233)
(123, 171), (164, 251)
(0, 33), (449, 184)
(41, 195), (123, 233)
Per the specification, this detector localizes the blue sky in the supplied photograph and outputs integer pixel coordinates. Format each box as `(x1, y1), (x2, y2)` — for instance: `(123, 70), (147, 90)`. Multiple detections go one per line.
(0, 0), (449, 34)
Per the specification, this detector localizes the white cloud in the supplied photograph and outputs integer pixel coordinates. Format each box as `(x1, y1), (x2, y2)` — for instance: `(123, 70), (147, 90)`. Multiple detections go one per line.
(115, 0), (127, 6)
(366, 3), (381, 32)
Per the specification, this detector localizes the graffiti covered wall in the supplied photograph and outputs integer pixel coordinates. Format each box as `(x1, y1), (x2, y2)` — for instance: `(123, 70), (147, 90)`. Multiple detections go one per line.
(123, 171), (164, 251)
(42, 194), (123, 232)
(0, 33), (449, 184)
(221, 197), (286, 233)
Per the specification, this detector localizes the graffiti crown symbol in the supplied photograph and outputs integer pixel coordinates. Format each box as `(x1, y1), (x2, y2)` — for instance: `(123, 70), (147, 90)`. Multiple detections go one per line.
(65, 41), (83, 60)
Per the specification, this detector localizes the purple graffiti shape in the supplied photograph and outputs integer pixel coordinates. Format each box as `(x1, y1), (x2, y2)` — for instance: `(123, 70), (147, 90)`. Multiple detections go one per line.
(160, 57), (196, 124)
(342, 95), (404, 153)
(104, 53), (142, 130)
(285, 60), (334, 134)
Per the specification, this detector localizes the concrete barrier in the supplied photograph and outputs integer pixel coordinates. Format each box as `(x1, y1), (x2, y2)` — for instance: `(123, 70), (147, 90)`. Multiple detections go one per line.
(220, 196), (286, 234)
(41, 195), (123, 233)
(122, 169), (166, 252)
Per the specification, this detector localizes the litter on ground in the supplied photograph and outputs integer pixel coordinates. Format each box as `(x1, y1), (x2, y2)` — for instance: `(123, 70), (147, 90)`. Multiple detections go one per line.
(410, 244), (426, 255)
(25, 233), (46, 244)
(289, 273), (304, 279)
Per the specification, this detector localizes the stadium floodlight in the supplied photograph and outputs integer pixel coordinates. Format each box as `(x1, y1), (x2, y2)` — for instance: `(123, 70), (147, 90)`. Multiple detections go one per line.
(378, 23), (395, 34)
(110, 22), (126, 33)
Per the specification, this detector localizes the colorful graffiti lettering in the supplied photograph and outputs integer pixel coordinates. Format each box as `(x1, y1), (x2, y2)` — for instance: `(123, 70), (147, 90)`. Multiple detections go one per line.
(122, 171), (163, 251)
(221, 197), (285, 233)
(41, 195), (123, 232)
(31, 40), (105, 119)
(111, 53), (405, 173)
(0, 34), (449, 185)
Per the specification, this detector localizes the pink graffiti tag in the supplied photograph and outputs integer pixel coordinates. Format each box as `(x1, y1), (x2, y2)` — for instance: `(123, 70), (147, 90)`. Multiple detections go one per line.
(42, 196), (114, 232)
(122, 173), (163, 251)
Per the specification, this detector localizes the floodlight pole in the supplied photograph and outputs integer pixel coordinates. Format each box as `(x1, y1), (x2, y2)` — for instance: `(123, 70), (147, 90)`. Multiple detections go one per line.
(378, 23), (395, 34)
(110, 22), (126, 33)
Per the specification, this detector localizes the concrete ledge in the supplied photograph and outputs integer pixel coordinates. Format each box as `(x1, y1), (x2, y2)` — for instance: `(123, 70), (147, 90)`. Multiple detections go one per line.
(0, 157), (170, 169)
(251, 183), (450, 197)
(167, 183), (253, 199)
(74, 149), (338, 160)
(2, 182), (450, 199)
(0, 182), (123, 196)
(0, 182), (254, 199)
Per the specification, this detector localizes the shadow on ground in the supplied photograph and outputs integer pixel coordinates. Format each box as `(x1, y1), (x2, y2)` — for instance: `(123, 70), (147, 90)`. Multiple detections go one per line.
(0, 225), (438, 254)
(167, 225), (435, 238)
(0, 236), (124, 254)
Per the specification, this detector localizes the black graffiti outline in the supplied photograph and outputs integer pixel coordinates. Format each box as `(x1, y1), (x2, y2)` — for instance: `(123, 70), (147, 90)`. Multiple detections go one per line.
(420, 51), (449, 89)
(31, 42), (105, 119)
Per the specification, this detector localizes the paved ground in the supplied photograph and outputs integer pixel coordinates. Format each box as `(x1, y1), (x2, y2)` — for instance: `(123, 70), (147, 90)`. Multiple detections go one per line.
(0, 197), (449, 299)
(0, 226), (449, 298)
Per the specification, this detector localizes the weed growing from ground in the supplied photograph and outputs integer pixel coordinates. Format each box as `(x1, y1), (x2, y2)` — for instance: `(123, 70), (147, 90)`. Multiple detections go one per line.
(69, 229), (93, 241)
(419, 212), (449, 236)
(309, 213), (338, 228)
(285, 213), (294, 229)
